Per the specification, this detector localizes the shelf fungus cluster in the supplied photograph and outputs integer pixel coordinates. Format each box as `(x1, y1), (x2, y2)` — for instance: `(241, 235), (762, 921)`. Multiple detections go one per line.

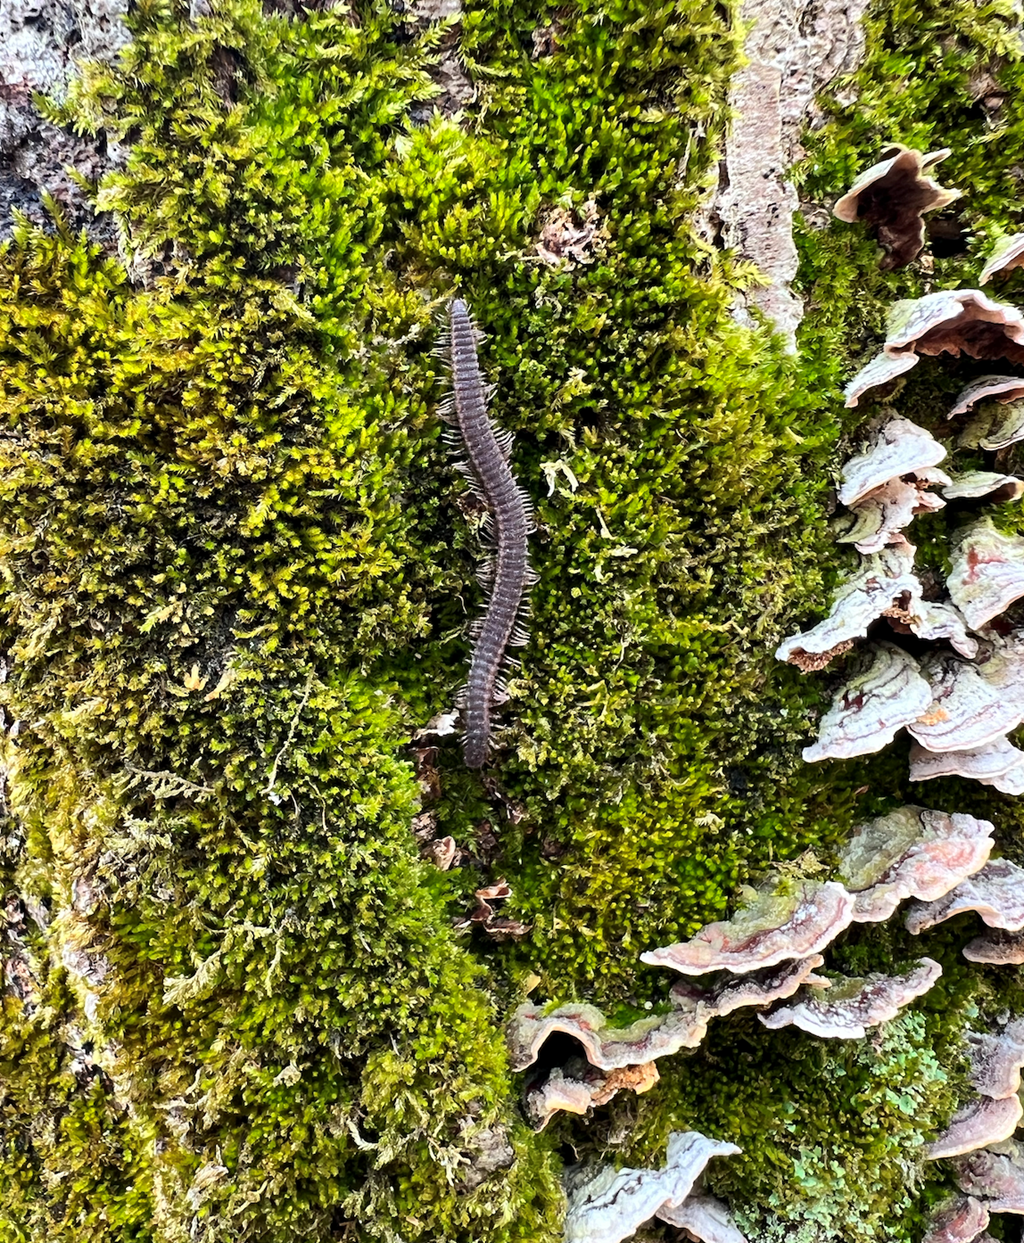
(507, 958), (828, 1132)
(510, 807), (1014, 1242)
(512, 808), (993, 1132)
(844, 290), (1024, 408)
(921, 1019), (1024, 1243)
(508, 1002), (700, 1131)
(954, 374), (1024, 453)
(778, 409), (1024, 787)
(778, 201), (1024, 1243)
(641, 807), (996, 1041)
(835, 805), (995, 923)
(564, 1131), (745, 1243)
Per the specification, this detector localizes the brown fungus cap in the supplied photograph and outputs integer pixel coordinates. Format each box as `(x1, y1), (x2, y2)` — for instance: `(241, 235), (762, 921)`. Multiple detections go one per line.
(928, 1096), (1023, 1161)
(803, 643), (932, 763)
(640, 881), (855, 976)
(837, 807), (993, 924)
(947, 519), (1024, 631)
(980, 233), (1024, 284)
(884, 290), (1024, 364)
(921, 1196), (991, 1243)
(906, 859), (1024, 935)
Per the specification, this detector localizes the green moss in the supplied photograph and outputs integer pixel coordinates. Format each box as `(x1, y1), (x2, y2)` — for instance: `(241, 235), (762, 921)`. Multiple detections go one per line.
(0, 206), (561, 1238)
(3, 0), (1024, 1239)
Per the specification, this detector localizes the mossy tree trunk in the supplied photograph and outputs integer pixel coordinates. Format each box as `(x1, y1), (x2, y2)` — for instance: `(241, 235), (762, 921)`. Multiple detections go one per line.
(1, 0), (1023, 1241)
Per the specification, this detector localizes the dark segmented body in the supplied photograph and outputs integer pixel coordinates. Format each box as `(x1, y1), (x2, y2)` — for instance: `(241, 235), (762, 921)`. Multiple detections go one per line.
(446, 298), (533, 768)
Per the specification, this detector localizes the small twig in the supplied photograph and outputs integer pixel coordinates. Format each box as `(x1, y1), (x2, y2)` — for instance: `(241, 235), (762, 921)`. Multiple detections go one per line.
(124, 767), (215, 799)
(261, 673), (314, 797)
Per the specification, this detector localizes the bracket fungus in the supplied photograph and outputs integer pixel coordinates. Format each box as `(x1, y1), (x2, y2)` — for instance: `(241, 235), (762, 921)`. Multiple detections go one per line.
(525, 1063), (660, 1131)
(910, 736), (1024, 786)
(919, 1193), (994, 1243)
(946, 520), (1024, 632)
(509, 961), (838, 1128)
(564, 1131), (742, 1243)
(927, 1095), (1024, 1160)
(953, 1140), (1024, 1212)
(838, 475), (948, 554)
(640, 881), (855, 976)
(833, 146), (961, 270)
(906, 859), (1024, 935)
(980, 233), (1024, 284)
(776, 540), (944, 671)
(837, 417), (948, 508)
(883, 290), (1024, 365)
(907, 651), (1024, 754)
(921, 1196), (992, 1243)
(961, 399), (1024, 451)
(949, 375), (1024, 417)
(971, 634), (1024, 749)
(844, 350), (920, 407)
(900, 599), (980, 660)
(963, 929), (1024, 965)
(657, 1194), (749, 1243)
(942, 472), (1024, 503)
(668, 955), (829, 1022)
(423, 834), (458, 869)
(758, 958), (942, 1040)
(939, 636), (1024, 790)
(967, 1020), (1024, 1101)
(508, 1002), (710, 1074)
(984, 763), (1024, 795)
(802, 642), (932, 763)
(507, 1003), (704, 1130)
(836, 807), (994, 923)
(974, 628), (1024, 701)
(526, 1068), (598, 1129)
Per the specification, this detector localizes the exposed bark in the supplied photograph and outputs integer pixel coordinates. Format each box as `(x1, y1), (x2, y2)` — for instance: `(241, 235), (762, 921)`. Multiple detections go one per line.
(0, 0), (127, 241)
(714, 0), (870, 348)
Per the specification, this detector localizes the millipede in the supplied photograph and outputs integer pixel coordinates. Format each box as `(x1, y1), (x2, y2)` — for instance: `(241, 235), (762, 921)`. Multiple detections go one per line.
(439, 298), (535, 769)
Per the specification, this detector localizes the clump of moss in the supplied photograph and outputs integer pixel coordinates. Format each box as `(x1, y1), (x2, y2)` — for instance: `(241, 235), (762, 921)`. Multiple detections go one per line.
(725, 1011), (962, 1243)
(0, 179), (561, 1242)
(54, 0), (852, 997)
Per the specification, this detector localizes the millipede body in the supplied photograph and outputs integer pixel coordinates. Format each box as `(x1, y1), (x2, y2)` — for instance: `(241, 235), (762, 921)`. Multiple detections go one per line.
(443, 298), (533, 768)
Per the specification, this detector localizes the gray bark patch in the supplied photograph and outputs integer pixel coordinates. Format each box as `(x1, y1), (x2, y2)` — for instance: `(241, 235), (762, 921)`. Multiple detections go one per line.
(713, 0), (871, 350)
(0, 0), (129, 241)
